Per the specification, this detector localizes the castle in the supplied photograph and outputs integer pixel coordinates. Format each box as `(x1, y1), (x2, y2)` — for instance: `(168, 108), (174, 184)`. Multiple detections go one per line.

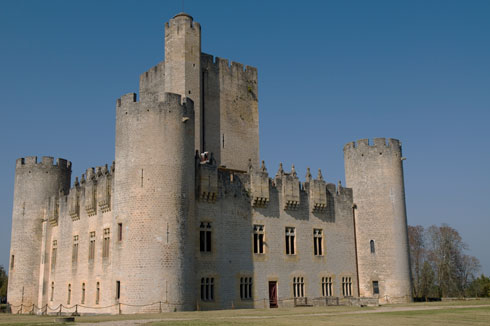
(7, 13), (412, 314)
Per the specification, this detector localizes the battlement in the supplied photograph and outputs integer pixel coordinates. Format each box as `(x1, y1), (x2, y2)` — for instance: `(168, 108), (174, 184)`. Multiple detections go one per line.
(343, 138), (401, 153)
(16, 156), (71, 170)
(165, 12), (200, 30)
(201, 53), (258, 80)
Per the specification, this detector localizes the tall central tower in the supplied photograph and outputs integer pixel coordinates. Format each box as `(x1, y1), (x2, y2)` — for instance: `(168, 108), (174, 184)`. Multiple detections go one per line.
(165, 13), (202, 151)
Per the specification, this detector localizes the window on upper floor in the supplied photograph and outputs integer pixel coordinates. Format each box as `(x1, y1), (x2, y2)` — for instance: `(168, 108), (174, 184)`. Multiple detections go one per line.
(89, 232), (96, 262)
(118, 223), (123, 241)
(10, 255), (14, 270)
(370, 240), (375, 254)
(253, 225), (265, 254)
(72, 235), (79, 265)
(200, 222), (212, 252)
(51, 240), (57, 272)
(285, 227), (295, 255)
(314, 229), (323, 256)
(103, 228), (110, 258)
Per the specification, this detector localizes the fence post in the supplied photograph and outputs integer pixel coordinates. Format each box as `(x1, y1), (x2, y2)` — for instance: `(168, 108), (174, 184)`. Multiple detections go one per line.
(159, 301), (162, 313)
(72, 304), (80, 316)
(44, 304), (48, 315)
(58, 304), (62, 316)
(6, 303), (11, 314)
(118, 302), (121, 315)
(31, 304), (35, 314)
(19, 304), (23, 314)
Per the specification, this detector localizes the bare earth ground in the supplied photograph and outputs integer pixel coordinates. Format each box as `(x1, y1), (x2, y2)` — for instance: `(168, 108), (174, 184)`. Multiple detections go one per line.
(0, 299), (489, 326)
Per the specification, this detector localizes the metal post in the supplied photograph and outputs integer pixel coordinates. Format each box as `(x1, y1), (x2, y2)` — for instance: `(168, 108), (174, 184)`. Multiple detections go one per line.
(58, 304), (62, 316)
(159, 301), (162, 313)
(118, 302), (121, 315)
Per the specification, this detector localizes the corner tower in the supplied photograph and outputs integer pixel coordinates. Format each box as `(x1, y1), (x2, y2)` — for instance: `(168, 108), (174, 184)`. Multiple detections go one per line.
(113, 92), (196, 312)
(8, 157), (71, 309)
(344, 138), (412, 303)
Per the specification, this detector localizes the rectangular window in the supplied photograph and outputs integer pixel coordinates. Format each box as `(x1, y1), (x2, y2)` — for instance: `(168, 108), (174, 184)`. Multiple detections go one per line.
(118, 223), (123, 241)
(82, 283), (86, 304)
(314, 229), (323, 256)
(293, 277), (305, 298)
(72, 235), (79, 265)
(199, 222), (212, 252)
(322, 277), (333, 297)
(89, 232), (96, 261)
(200, 277), (214, 301)
(373, 281), (379, 295)
(103, 228), (110, 258)
(240, 277), (253, 300)
(253, 225), (265, 254)
(342, 277), (352, 297)
(10, 255), (14, 269)
(51, 240), (57, 272)
(96, 281), (100, 304)
(116, 281), (121, 300)
(285, 227), (295, 255)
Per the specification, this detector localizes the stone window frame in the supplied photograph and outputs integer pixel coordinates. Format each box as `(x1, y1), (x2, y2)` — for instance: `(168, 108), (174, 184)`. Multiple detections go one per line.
(313, 229), (323, 256)
(199, 221), (212, 253)
(293, 276), (305, 298)
(239, 276), (253, 300)
(51, 240), (57, 272)
(342, 276), (353, 297)
(200, 277), (215, 301)
(102, 228), (110, 259)
(285, 227), (296, 255)
(321, 276), (333, 297)
(72, 235), (79, 265)
(253, 224), (265, 254)
(89, 231), (96, 262)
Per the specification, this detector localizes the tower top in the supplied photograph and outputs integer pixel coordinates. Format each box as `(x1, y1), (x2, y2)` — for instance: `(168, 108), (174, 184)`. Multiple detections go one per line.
(173, 12), (193, 20)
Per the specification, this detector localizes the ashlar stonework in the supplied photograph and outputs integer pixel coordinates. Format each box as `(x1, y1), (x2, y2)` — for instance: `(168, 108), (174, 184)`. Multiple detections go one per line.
(8, 13), (412, 314)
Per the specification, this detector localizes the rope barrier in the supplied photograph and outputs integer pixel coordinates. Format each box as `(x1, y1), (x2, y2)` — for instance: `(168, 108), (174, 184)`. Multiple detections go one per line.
(4, 295), (370, 315)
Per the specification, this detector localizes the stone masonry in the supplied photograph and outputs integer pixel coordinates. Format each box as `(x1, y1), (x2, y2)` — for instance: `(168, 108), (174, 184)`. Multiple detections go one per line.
(7, 13), (412, 314)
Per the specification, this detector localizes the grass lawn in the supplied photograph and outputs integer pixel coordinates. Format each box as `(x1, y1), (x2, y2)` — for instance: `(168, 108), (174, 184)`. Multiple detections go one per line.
(0, 299), (489, 326)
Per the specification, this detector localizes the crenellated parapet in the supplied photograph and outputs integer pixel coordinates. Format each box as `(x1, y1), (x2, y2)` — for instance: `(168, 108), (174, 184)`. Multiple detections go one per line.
(201, 53), (258, 85)
(139, 61), (166, 103)
(343, 138), (402, 159)
(16, 156), (71, 171)
(68, 177), (81, 220)
(83, 168), (97, 216)
(249, 161), (270, 207)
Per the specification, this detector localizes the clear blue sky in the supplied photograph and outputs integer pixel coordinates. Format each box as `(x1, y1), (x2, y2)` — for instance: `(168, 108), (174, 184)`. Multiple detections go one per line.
(0, 0), (489, 275)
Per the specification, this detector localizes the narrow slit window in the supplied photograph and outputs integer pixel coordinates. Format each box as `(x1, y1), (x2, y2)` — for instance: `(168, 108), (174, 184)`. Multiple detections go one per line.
(96, 282), (100, 304)
(67, 284), (71, 305)
(10, 255), (14, 269)
(103, 228), (110, 258)
(50, 282), (55, 302)
(82, 283), (86, 304)
(72, 235), (79, 265)
(118, 223), (123, 241)
(89, 232), (96, 261)
(51, 240), (57, 272)
(370, 240), (375, 254)
(116, 281), (121, 300)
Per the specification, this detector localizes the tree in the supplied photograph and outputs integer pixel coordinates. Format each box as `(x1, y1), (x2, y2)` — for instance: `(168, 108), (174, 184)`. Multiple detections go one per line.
(0, 265), (7, 302)
(408, 225), (425, 298)
(467, 274), (490, 297)
(407, 223), (480, 299)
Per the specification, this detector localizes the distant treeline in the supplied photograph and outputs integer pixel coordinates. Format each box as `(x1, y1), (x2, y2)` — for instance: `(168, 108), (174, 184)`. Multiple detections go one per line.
(409, 224), (490, 299)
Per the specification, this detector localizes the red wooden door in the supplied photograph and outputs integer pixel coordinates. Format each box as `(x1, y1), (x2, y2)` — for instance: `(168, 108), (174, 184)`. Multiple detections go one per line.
(269, 281), (278, 308)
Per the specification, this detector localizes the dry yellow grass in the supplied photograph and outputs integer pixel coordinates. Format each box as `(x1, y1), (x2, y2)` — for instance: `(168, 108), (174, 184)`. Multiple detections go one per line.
(0, 299), (489, 326)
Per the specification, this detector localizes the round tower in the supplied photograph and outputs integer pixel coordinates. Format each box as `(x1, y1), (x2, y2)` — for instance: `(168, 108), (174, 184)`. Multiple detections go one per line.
(8, 156), (71, 309)
(113, 92), (195, 312)
(344, 138), (412, 304)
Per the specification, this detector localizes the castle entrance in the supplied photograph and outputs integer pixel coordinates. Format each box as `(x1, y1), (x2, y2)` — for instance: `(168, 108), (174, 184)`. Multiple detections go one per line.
(268, 281), (278, 308)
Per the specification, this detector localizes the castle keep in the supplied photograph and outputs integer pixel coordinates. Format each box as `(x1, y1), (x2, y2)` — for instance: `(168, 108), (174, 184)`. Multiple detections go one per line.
(8, 13), (412, 313)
